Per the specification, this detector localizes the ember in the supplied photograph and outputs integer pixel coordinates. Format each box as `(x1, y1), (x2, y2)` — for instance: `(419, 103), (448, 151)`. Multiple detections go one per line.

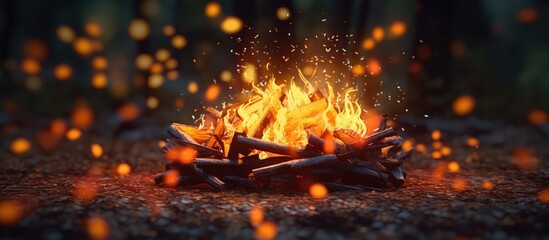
(154, 77), (411, 191)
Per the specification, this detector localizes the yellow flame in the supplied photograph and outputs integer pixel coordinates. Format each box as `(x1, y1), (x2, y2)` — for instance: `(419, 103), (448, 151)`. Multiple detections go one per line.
(221, 74), (368, 152)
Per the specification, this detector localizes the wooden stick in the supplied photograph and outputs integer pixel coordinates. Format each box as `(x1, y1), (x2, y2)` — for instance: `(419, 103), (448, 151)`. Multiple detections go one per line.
(252, 154), (338, 178)
(220, 175), (255, 188)
(234, 133), (319, 158)
(191, 164), (226, 191)
(194, 158), (239, 167)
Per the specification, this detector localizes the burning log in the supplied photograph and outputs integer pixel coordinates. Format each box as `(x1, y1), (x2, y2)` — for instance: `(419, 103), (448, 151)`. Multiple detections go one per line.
(153, 79), (411, 192)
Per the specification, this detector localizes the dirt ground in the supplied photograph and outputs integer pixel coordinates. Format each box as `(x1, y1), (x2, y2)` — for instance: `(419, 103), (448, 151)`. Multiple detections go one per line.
(1, 123), (548, 239)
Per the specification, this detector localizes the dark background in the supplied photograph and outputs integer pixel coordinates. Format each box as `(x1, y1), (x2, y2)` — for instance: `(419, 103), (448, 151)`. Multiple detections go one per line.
(1, 0), (548, 141)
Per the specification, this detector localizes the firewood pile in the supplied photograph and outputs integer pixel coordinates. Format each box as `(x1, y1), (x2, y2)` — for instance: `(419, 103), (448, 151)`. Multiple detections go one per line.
(154, 79), (411, 191)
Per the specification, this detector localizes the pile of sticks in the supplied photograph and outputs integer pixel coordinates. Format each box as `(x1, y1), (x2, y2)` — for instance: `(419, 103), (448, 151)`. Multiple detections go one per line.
(154, 114), (410, 191)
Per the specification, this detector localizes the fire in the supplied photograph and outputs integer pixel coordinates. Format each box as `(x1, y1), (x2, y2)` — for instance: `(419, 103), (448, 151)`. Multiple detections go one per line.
(220, 76), (368, 155)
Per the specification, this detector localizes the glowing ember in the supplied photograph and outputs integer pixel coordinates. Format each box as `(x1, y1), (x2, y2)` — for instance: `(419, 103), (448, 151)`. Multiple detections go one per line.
(255, 221), (277, 240)
(90, 143), (103, 158)
(86, 217), (109, 240)
(309, 183), (328, 199)
(220, 16), (243, 34)
(249, 206), (264, 227)
(0, 200), (23, 225)
(10, 138), (31, 155)
(116, 163), (131, 176)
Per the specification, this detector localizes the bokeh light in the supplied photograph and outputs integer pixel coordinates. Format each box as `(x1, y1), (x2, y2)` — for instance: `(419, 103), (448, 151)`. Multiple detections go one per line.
(276, 7), (291, 21)
(128, 19), (150, 40)
(309, 183), (328, 198)
(220, 16), (243, 34)
(54, 64), (73, 80)
(205, 2), (222, 18)
(171, 35), (187, 49)
(86, 217), (109, 240)
(56, 25), (75, 43)
(453, 95), (476, 116)
(90, 143), (103, 158)
(73, 37), (94, 56)
(116, 163), (131, 176)
(10, 138), (31, 155)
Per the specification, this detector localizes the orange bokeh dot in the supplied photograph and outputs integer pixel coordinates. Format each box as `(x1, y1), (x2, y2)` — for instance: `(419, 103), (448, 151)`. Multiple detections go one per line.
(90, 143), (103, 158)
(71, 105), (94, 129)
(205, 84), (221, 102)
(84, 22), (102, 37)
(162, 25), (175, 37)
(22, 39), (48, 61)
(66, 128), (82, 141)
(128, 19), (150, 40)
(366, 58), (381, 76)
(482, 181), (494, 190)
(54, 64), (73, 80)
(171, 35), (187, 49)
(452, 179), (468, 191)
(517, 8), (538, 24)
(362, 38), (375, 50)
(87, 216), (109, 240)
(73, 37), (94, 56)
(92, 73), (108, 89)
(538, 188), (549, 204)
(249, 206), (264, 227)
(10, 138), (31, 155)
(372, 27), (384, 41)
(117, 103), (141, 122)
(309, 183), (328, 199)
(92, 56), (108, 70)
(453, 95), (476, 116)
(390, 21), (407, 37)
(50, 118), (67, 137)
(21, 58), (41, 75)
(0, 200), (24, 225)
(254, 221), (277, 240)
(220, 16), (243, 34)
(447, 161), (460, 172)
(528, 109), (548, 125)
(116, 163), (131, 175)
(431, 130), (441, 140)
(164, 170), (180, 187)
(467, 137), (479, 147)
(205, 2), (222, 18)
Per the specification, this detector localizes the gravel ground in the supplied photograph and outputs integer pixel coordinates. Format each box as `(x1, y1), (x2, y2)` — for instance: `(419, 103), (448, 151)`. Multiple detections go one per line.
(1, 124), (548, 239)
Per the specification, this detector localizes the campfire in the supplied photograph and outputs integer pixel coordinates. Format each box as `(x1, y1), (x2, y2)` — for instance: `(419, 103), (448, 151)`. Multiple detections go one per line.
(154, 76), (411, 191)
